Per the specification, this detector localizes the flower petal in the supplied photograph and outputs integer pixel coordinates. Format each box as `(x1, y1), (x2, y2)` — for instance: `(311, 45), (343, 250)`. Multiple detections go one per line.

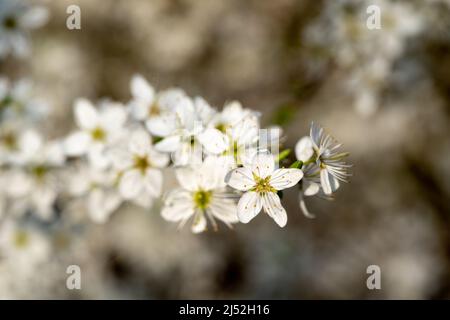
(295, 136), (314, 162)
(298, 192), (315, 219)
(262, 192), (287, 227)
(146, 114), (177, 137)
(129, 129), (152, 156)
(129, 101), (148, 121)
(320, 168), (333, 195)
(99, 105), (127, 132)
(149, 149), (170, 168)
(209, 197), (239, 224)
(161, 190), (195, 222)
(304, 181), (320, 196)
(251, 152), (274, 179)
(225, 167), (255, 191)
(64, 131), (90, 156)
(191, 210), (207, 233)
(154, 135), (181, 153)
(143, 168), (163, 197)
(237, 191), (262, 223)
(74, 98), (98, 130)
(130, 74), (155, 102)
(119, 169), (143, 199)
(270, 168), (303, 190)
(198, 128), (228, 155)
(175, 167), (198, 191)
(88, 189), (121, 223)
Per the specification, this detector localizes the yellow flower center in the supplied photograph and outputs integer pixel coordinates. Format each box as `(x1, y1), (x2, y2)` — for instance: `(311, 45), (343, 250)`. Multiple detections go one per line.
(91, 127), (106, 141)
(252, 174), (276, 194)
(3, 16), (17, 30)
(215, 123), (228, 133)
(148, 103), (160, 117)
(193, 190), (212, 210)
(31, 165), (48, 180)
(133, 155), (150, 174)
(1, 132), (17, 150)
(13, 230), (29, 248)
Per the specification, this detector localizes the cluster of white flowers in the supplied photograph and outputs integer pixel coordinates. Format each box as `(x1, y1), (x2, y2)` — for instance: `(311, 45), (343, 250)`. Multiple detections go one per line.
(0, 3), (351, 271)
(0, 0), (48, 59)
(303, 0), (424, 117)
(0, 74), (351, 234)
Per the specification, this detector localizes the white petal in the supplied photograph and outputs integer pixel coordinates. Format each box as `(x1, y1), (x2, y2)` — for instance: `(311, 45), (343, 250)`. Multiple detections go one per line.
(143, 168), (162, 197)
(198, 128), (228, 155)
(209, 197), (239, 224)
(129, 101), (149, 121)
(154, 135), (181, 153)
(19, 130), (42, 156)
(191, 210), (207, 233)
(74, 98), (98, 130)
(194, 96), (216, 124)
(129, 129), (152, 156)
(64, 131), (90, 156)
(88, 145), (110, 169)
(119, 169), (144, 199)
(262, 192), (287, 227)
(146, 114), (177, 137)
(87, 189), (121, 223)
(320, 168), (333, 195)
(132, 190), (155, 208)
(149, 149), (170, 168)
(198, 156), (228, 190)
(295, 136), (314, 162)
(99, 105), (127, 132)
(269, 168), (303, 190)
(11, 33), (30, 58)
(321, 172), (340, 193)
(251, 152), (274, 179)
(304, 181), (320, 196)
(130, 74), (155, 102)
(237, 191), (262, 223)
(298, 192), (315, 219)
(109, 148), (133, 170)
(225, 167), (255, 191)
(19, 6), (49, 29)
(33, 191), (56, 221)
(175, 167), (198, 191)
(161, 190), (195, 222)
(6, 171), (32, 197)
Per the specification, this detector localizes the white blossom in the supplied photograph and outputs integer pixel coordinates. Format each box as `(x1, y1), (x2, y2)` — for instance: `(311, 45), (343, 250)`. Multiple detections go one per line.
(64, 99), (127, 168)
(110, 129), (169, 208)
(226, 152), (303, 227)
(161, 156), (238, 233)
(0, 0), (48, 59)
(66, 165), (122, 223)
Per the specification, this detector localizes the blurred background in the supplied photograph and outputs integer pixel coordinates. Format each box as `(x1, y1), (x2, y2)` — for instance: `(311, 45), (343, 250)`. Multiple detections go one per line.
(1, 0), (450, 299)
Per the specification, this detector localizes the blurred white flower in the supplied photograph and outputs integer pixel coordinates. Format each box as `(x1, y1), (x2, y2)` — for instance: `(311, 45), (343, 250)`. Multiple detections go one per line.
(128, 74), (186, 137)
(66, 165), (122, 223)
(226, 152), (303, 227)
(162, 156), (238, 233)
(0, 77), (48, 122)
(207, 100), (257, 133)
(64, 99), (127, 168)
(309, 122), (350, 195)
(6, 130), (65, 220)
(154, 95), (214, 166)
(200, 111), (260, 169)
(0, 0), (49, 59)
(304, 0), (424, 117)
(110, 129), (169, 208)
(0, 218), (50, 271)
(294, 123), (351, 217)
